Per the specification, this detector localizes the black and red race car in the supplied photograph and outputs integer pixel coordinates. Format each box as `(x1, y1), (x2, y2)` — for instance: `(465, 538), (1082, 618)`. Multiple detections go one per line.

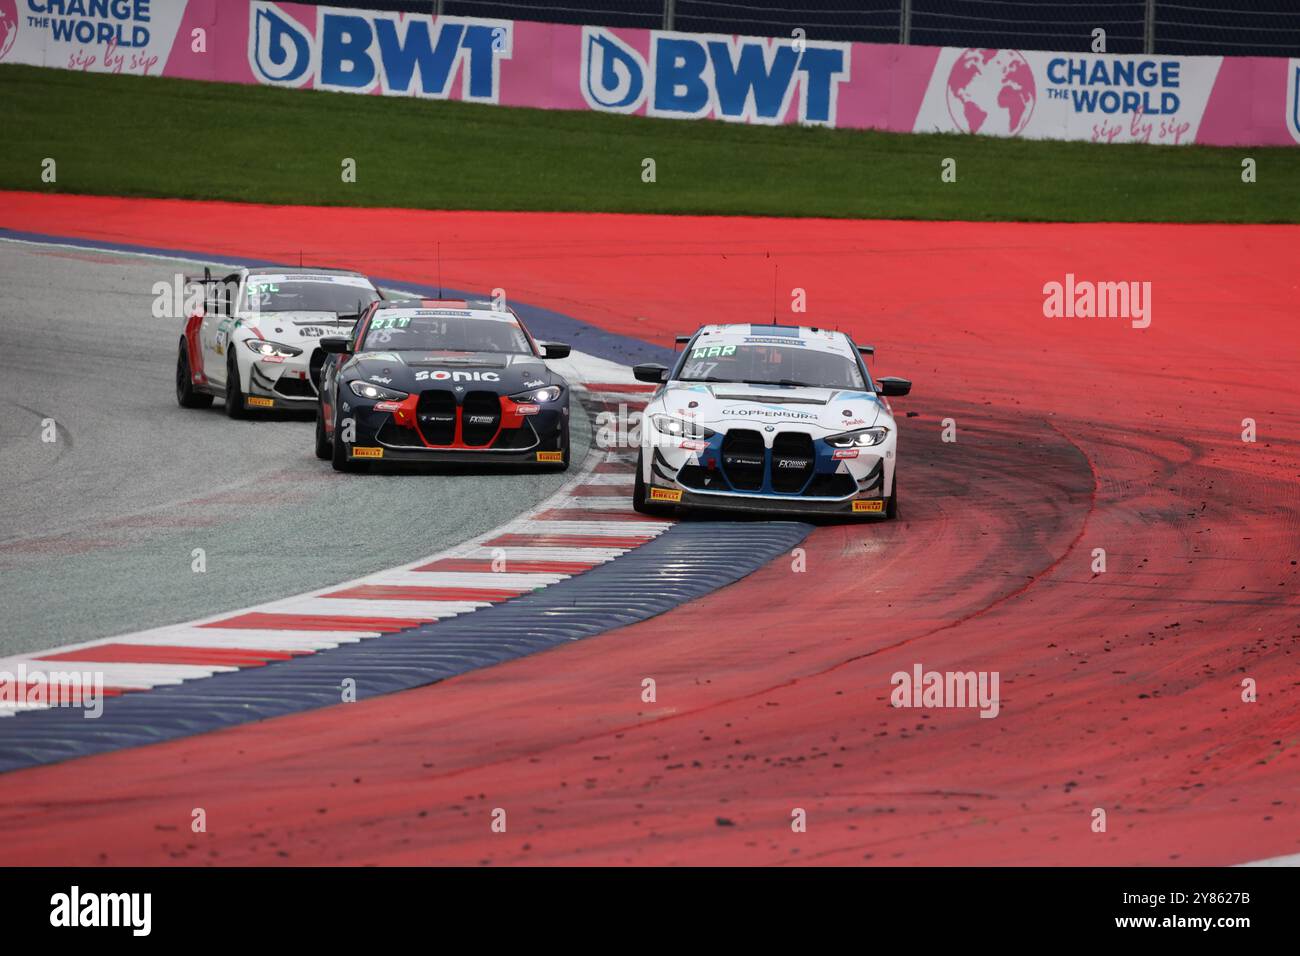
(315, 298), (572, 472)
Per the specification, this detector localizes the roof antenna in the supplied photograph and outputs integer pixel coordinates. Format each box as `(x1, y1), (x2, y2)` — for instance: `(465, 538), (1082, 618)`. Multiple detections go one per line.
(436, 242), (443, 299)
(771, 257), (778, 326)
(298, 249), (303, 268)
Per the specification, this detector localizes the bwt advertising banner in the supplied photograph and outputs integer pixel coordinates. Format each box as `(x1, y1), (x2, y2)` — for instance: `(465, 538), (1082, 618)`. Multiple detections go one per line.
(2, 1), (1297, 146)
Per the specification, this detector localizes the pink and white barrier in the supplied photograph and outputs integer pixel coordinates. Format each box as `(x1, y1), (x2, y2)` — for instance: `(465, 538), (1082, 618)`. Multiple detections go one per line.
(2, 1), (1297, 146)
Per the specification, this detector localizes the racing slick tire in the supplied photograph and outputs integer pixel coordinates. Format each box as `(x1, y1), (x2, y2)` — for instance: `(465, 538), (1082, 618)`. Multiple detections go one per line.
(545, 420), (572, 471)
(314, 407), (332, 461)
(224, 353), (247, 420)
(885, 472), (898, 520)
(175, 340), (213, 409)
(330, 408), (364, 473)
(632, 449), (675, 516)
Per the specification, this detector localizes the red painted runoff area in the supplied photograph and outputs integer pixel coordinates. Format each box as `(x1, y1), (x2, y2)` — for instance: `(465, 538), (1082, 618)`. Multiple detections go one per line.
(0, 193), (1297, 865)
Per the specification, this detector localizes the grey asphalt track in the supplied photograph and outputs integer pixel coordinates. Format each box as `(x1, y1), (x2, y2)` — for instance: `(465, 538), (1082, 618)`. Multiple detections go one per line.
(0, 240), (590, 657)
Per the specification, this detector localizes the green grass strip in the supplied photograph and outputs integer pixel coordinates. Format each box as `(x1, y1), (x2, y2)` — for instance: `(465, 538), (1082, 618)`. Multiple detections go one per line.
(3, 63), (1297, 222)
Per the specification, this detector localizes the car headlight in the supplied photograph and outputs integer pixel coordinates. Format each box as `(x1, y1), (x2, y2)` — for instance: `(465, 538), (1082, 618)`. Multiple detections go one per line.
(511, 385), (563, 403)
(349, 380), (409, 401)
(827, 426), (889, 448)
(243, 339), (303, 358)
(650, 414), (715, 440)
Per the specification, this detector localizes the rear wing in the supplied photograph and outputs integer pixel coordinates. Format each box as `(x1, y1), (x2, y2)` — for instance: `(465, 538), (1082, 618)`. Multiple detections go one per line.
(182, 267), (220, 286)
(179, 268), (234, 317)
(336, 301), (371, 325)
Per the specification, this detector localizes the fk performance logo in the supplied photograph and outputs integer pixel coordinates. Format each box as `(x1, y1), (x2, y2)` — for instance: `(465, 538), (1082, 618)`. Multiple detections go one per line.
(581, 27), (850, 126)
(248, 1), (511, 101)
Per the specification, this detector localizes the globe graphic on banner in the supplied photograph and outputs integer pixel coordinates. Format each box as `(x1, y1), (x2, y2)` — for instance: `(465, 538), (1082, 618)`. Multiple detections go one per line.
(0, 0), (19, 63)
(945, 49), (1036, 136)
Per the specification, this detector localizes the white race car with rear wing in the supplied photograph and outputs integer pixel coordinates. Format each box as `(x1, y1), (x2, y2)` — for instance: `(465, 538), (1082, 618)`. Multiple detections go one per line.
(176, 267), (382, 417)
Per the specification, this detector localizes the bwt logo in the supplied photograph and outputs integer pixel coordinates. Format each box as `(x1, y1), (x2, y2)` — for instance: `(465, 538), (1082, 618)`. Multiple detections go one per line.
(249, 1), (511, 101)
(581, 27), (850, 126)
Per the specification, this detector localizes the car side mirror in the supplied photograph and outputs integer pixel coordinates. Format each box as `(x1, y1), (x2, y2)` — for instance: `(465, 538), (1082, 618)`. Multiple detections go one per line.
(540, 342), (571, 359)
(633, 363), (668, 384)
(320, 337), (352, 355)
(877, 376), (911, 397)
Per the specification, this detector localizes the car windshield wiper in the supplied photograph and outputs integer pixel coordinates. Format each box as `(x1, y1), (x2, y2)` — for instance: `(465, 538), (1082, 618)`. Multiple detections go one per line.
(683, 377), (826, 388)
(740, 379), (820, 389)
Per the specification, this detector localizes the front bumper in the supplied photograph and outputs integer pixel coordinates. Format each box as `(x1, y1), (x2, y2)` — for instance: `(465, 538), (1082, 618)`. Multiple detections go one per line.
(641, 420), (894, 517)
(345, 445), (565, 466)
(246, 353), (318, 407)
(666, 486), (887, 517)
(339, 391), (568, 465)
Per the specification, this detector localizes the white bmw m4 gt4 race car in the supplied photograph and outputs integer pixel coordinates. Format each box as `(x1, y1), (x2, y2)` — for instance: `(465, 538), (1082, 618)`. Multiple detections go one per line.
(176, 267), (382, 417)
(632, 324), (911, 519)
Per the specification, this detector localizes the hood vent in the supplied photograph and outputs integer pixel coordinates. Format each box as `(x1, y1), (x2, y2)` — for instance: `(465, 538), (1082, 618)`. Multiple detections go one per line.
(408, 357), (508, 369)
(286, 317), (345, 329)
(712, 392), (828, 405)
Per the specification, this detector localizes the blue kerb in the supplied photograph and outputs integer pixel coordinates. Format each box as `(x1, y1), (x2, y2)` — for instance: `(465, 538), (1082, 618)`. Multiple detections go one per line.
(0, 521), (811, 773)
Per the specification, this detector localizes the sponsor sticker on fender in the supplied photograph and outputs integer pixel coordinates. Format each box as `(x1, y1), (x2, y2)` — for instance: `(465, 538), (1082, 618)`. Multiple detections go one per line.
(536, 451), (564, 462)
(352, 446), (384, 459)
(246, 396), (274, 408)
(649, 487), (683, 503)
(852, 499), (885, 513)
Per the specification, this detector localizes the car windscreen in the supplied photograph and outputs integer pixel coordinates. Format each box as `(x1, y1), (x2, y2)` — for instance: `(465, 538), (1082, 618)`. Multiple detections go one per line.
(360, 313), (533, 354)
(244, 280), (379, 314)
(677, 343), (866, 390)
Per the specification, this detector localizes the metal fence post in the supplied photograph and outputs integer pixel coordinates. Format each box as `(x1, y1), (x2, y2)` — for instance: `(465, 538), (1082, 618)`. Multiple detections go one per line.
(900, 0), (912, 45)
(664, 0), (675, 32)
(1144, 0), (1155, 53)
